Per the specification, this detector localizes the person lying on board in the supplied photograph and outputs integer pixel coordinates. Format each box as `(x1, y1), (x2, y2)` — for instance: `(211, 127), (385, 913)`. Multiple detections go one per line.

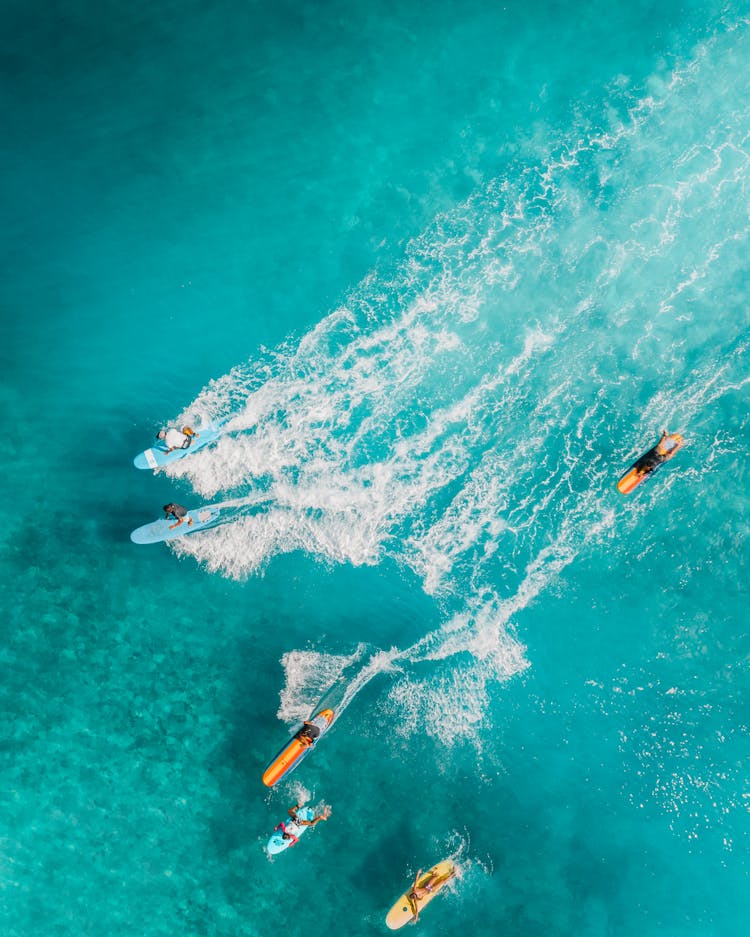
(407, 865), (455, 921)
(163, 503), (193, 530)
(157, 426), (198, 452)
(272, 820), (299, 846)
(633, 429), (680, 476)
(288, 803), (331, 827)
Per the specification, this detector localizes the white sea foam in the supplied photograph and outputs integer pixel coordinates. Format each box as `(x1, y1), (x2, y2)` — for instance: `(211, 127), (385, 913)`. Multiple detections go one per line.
(162, 21), (750, 760)
(276, 648), (360, 723)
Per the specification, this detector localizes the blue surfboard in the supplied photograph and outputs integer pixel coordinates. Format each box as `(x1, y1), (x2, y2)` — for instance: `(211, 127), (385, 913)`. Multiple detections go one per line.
(130, 506), (221, 544)
(133, 421), (226, 470)
(266, 807), (317, 856)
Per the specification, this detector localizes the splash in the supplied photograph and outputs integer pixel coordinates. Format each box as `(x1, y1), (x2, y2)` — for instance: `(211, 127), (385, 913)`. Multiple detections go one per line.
(164, 22), (750, 758)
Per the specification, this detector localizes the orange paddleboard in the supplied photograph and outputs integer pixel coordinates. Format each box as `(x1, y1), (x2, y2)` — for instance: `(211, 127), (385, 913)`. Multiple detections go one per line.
(617, 433), (683, 495)
(262, 709), (334, 787)
(385, 861), (456, 929)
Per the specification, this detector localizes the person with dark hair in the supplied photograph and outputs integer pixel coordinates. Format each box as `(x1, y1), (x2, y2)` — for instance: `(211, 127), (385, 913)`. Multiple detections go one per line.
(157, 426), (197, 453)
(272, 820), (299, 847)
(297, 721), (322, 745)
(163, 503), (193, 530)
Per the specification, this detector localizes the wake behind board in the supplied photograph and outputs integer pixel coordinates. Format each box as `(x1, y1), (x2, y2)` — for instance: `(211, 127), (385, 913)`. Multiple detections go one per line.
(386, 861), (456, 930)
(133, 421), (225, 470)
(265, 806), (316, 856)
(262, 709), (335, 788)
(130, 506), (221, 544)
(617, 433), (683, 495)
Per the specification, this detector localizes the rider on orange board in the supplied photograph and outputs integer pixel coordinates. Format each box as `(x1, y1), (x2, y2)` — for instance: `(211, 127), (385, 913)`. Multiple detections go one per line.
(262, 709), (335, 787)
(617, 429), (683, 495)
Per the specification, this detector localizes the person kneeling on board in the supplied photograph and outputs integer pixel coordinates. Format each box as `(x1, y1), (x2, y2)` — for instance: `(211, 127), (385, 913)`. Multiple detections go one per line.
(157, 426), (198, 452)
(163, 503), (193, 530)
(297, 721), (322, 746)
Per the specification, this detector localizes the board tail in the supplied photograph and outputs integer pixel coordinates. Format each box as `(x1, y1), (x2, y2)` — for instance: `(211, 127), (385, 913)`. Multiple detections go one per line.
(616, 468), (642, 495)
(262, 739), (308, 787)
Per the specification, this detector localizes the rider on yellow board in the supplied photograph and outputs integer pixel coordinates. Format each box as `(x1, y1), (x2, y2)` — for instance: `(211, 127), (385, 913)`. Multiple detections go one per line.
(407, 866), (455, 922)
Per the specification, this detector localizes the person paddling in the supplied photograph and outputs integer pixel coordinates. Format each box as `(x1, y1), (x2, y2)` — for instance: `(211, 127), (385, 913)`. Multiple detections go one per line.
(296, 721), (322, 746)
(633, 429), (680, 478)
(272, 820), (300, 847)
(157, 426), (198, 453)
(274, 804), (331, 846)
(163, 503), (193, 530)
(288, 803), (331, 827)
(407, 866), (455, 922)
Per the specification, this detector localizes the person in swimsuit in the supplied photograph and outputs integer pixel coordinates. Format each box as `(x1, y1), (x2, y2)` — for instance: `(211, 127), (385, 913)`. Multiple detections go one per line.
(633, 430), (679, 476)
(163, 503), (193, 530)
(407, 866), (455, 921)
(272, 820), (300, 846)
(287, 803), (331, 827)
(274, 804), (331, 846)
(157, 426), (198, 452)
(296, 721), (322, 746)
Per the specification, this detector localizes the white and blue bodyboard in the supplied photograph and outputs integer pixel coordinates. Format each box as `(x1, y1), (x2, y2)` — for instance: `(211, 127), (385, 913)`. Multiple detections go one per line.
(266, 807), (316, 856)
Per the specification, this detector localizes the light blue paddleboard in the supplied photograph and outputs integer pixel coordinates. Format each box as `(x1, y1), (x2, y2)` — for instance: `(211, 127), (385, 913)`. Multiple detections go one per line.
(130, 506), (221, 544)
(133, 421), (226, 470)
(266, 807), (316, 856)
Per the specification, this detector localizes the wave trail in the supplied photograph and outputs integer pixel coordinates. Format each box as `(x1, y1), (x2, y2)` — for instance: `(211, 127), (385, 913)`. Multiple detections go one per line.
(161, 19), (750, 738)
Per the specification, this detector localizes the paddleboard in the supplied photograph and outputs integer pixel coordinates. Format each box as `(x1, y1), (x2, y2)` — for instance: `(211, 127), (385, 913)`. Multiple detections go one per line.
(386, 861), (456, 929)
(265, 806), (316, 855)
(617, 433), (683, 495)
(133, 421), (226, 470)
(262, 709), (335, 788)
(130, 506), (221, 544)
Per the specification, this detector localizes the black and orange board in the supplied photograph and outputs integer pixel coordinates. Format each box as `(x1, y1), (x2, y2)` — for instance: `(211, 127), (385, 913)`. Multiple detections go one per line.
(262, 709), (334, 787)
(617, 433), (683, 495)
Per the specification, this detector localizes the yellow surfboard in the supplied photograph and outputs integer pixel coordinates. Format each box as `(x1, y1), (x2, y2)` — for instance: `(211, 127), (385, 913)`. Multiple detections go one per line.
(385, 861), (456, 929)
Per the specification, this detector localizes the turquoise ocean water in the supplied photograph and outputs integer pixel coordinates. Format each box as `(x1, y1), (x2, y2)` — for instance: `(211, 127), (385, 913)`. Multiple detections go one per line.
(2, 1), (749, 934)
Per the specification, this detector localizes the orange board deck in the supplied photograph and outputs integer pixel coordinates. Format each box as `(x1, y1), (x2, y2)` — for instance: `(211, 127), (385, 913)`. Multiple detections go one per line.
(262, 709), (334, 787)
